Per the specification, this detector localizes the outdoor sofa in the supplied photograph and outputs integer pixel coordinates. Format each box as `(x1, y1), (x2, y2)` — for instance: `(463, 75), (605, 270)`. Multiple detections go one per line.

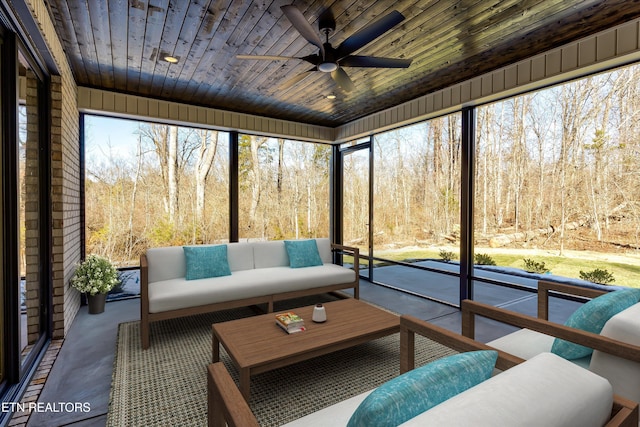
(207, 315), (638, 426)
(462, 280), (640, 407)
(140, 238), (359, 349)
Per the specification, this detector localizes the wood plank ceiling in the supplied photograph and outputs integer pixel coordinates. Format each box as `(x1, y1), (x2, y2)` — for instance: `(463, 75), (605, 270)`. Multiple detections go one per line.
(45, 0), (640, 128)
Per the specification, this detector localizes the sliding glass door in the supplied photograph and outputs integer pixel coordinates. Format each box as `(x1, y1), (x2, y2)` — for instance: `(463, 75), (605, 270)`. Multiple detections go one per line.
(18, 49), (47, 368)
(341, 141), (371, 278)
(0, 24), (50, 405)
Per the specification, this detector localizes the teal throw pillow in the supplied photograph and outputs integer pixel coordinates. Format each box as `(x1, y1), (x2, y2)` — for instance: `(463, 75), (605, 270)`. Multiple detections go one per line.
(551, 288), (640, 359)
(346, 350), (498, 427)
(284, 240), (323, 268)
(183, 245), (231, 280)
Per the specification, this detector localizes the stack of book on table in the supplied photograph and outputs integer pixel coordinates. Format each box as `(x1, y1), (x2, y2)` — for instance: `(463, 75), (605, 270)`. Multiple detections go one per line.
(275, 311), (306, 334)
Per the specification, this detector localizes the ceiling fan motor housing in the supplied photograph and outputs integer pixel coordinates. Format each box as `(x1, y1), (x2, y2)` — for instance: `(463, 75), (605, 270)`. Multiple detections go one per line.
(319, 11), (336, 34)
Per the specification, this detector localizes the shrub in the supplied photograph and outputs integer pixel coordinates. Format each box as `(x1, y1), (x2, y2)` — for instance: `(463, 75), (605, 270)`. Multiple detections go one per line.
(474, 253), (496, 266)
(439, 249), (455, 263)
(579, 268), (615, 285)
(71, 254), (120, 296)
(523, 258), (549, 274)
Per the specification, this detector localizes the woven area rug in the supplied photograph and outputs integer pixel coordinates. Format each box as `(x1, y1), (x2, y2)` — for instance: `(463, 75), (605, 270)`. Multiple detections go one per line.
(107, 296), (458, 426)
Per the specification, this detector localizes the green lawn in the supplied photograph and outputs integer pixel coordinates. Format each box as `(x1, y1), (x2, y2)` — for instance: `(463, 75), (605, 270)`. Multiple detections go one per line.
(359, 248), (640, 288)
(479, 253), (640, 288)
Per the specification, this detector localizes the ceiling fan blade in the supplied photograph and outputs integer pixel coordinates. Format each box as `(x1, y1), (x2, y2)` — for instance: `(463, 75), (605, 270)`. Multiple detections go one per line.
(237, 54), (320, 66)
(336, 10), (405, 59)
(279, 69), (316, 91)
(236, 55), (299, 61)
(339, 55), (412, 68)
(281, 5), (325, 59)
(331, 68), (354, 92)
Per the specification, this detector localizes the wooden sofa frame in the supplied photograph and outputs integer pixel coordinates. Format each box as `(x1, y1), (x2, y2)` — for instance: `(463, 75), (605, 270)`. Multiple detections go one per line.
(141, 243), (359, 349)
(461, 280), (640, 364)
(207, 313), (639, 427)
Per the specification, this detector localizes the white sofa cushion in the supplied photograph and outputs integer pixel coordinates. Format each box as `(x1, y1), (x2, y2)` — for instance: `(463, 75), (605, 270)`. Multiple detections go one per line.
(148, 264), (355, 313)
(227, 242), (255, 272)
(253, 241), (289, 268)
(315, 238), (332, 264)
(149, 274), (264, 313)
(245, 265), (355, 295)
(281, 391), (373, 427)
(590, 302), (640, 403)
(146, 246), (186, 283)
(487, 328), (554, 359)
(487, 328), (591, 370)
(401, 352), (612, 427)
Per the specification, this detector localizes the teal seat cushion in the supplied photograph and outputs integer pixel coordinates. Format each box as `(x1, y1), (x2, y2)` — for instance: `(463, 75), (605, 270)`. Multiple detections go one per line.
(284, 240), (323, 268)
(551, 288), (640, 359)
(183, 245), (232, 280)
(346, 350), (498, 427)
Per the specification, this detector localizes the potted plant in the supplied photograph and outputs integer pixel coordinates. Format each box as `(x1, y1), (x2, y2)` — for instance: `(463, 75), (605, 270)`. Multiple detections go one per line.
(71, 254), (120, 314)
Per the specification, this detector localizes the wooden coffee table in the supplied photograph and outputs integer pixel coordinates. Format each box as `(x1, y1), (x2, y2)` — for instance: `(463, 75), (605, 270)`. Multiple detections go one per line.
(212, 298), (400, 400)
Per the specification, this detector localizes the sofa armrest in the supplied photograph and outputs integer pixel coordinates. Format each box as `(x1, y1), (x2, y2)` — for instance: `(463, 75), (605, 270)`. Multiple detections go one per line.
(461, 299), (640, 363)
(331, 243), (359, 269)
(609, 396), (639, 427)
(331, 243), (359, 299)
(537, 280), (607, 320)
(207, 362), (260, 427)
(400, 315), (523, 373)
(140, 253), (149, 300)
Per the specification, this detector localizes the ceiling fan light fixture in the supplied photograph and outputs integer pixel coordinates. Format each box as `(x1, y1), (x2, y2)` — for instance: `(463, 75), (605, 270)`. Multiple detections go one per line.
(318, 62), (338, 72)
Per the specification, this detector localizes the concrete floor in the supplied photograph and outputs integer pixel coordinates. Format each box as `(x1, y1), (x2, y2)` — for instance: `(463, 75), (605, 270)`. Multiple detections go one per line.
(27, 298), (139, 427)
(25, 279), (578, 427)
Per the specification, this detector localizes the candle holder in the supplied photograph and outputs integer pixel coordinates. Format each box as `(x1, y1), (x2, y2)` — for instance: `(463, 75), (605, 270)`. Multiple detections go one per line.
(312, 303), (327, 323)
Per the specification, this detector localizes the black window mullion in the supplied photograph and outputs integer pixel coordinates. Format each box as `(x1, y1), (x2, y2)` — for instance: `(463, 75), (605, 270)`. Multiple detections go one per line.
(459, 107), (476, 303)
(229, 131), (239, 243)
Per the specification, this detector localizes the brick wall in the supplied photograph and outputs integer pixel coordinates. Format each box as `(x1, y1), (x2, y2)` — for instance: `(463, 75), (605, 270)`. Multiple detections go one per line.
(25, 0), (81, 337)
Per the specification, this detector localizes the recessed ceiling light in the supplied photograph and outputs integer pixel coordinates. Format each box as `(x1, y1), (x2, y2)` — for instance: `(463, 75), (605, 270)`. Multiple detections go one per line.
(327, 94), (336, 99)
(164, 55), (179, 64)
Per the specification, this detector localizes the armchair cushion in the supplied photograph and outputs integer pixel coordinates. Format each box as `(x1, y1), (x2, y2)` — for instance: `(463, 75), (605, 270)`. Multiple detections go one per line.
(402, 352), (613, 427)
(346, 350), (498, 427)
(551, 288), (640, 359)
(589, 302), (640, 403)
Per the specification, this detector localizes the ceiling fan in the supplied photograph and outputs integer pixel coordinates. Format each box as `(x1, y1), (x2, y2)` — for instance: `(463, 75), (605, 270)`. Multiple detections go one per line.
(236, 5), (412, 92)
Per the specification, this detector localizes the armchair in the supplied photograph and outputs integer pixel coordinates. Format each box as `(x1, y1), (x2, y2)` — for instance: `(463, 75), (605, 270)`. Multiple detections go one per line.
(462, 280), (640, 404)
